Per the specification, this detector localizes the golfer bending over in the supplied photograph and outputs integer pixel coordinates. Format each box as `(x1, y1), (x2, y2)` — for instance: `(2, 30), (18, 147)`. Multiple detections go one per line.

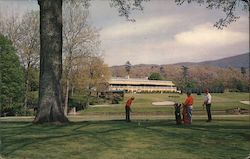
(125, 96), (135, 122)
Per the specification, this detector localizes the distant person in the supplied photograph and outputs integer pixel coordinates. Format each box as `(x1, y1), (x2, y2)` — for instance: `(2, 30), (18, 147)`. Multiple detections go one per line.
(182, 91), (194, 125)
(125, 96), (135, 122)
(203, 88), (212, 122)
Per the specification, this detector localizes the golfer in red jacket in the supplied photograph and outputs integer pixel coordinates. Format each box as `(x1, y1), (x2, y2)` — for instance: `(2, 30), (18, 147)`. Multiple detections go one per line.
(182, 92), (194, 125)
(125, 96), (135, 122)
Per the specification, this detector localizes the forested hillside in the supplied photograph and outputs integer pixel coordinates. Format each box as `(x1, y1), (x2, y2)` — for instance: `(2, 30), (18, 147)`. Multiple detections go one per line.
(174, 53), (249, 68)
(111, 53), (249, 92)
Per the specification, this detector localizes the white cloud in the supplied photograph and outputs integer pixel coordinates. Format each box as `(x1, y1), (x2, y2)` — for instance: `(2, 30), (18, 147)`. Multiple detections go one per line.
(175, 23), (248, 46)
(89, 1), (250, 66)
(104, 26), (249, 66)
(0, 0), (248, 67)
(100, 16), (180, 40)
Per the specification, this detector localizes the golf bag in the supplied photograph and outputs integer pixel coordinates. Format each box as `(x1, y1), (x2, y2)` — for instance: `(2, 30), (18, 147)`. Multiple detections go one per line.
(174, 103), (182, 124)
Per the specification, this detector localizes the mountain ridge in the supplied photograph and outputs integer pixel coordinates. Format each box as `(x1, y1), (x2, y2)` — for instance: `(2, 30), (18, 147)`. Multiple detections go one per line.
(111, 52), (249, 68)
(173, 52), (249, 68)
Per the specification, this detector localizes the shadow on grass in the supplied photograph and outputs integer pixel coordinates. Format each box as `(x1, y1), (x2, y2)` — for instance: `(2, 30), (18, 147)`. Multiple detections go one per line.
(1, 120), (131, 156)
(1, 119), (249, 157)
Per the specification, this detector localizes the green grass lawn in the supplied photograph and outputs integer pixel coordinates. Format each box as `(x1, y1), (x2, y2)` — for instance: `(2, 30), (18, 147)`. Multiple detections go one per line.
(1, 117), (249, 159)
(1, 92), (249, 159)
(80, 92), (249, 114)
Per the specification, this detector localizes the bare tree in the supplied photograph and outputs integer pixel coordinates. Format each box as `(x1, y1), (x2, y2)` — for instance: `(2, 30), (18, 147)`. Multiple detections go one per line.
(0, 14), (22, 48)
(62, 1), (100, 115)
(125, 61), (132, 79)
(160, 66), (167, 79)
(17, 11), (40, 114)
(181, 65), (189, 91)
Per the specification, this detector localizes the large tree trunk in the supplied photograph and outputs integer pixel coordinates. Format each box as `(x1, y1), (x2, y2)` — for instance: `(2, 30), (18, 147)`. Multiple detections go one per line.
(34, 0), (68, 123)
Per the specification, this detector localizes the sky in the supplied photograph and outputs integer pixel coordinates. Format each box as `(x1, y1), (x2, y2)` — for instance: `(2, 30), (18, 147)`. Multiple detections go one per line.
(0, 0), (249, 66)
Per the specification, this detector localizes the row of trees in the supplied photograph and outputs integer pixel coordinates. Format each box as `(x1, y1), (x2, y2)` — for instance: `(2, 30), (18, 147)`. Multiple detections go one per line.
(176, 65), (249, 93)
(0, 2), (110, 117)
(112, 63), (249, 93)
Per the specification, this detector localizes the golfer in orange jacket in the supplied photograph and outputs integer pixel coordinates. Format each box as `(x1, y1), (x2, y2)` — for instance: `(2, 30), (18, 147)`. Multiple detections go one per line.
(183, 92), (194, 125)
(125, 96), (134, 122)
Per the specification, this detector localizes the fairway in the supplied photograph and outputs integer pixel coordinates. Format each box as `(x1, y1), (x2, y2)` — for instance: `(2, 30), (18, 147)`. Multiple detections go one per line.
(0, 92), (249, 159)
(1, 118), (250, 159)
(80, 92), (250, 115)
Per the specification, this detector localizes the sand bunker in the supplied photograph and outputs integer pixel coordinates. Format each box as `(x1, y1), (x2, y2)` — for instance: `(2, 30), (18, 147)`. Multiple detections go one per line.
(152, 101), (175, 106)
(240, 101), (250, 105)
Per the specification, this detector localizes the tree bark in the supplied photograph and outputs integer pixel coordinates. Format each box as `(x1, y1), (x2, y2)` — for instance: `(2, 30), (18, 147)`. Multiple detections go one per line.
(34, 0), (68, 123)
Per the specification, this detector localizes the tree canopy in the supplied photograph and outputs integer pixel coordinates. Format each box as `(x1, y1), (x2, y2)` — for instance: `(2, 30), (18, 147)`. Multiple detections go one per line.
(175, 0), (249, 29)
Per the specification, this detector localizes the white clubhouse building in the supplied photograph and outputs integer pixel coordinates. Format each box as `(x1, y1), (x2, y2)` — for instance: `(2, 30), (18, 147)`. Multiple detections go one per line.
(108, 77), (178, 93)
